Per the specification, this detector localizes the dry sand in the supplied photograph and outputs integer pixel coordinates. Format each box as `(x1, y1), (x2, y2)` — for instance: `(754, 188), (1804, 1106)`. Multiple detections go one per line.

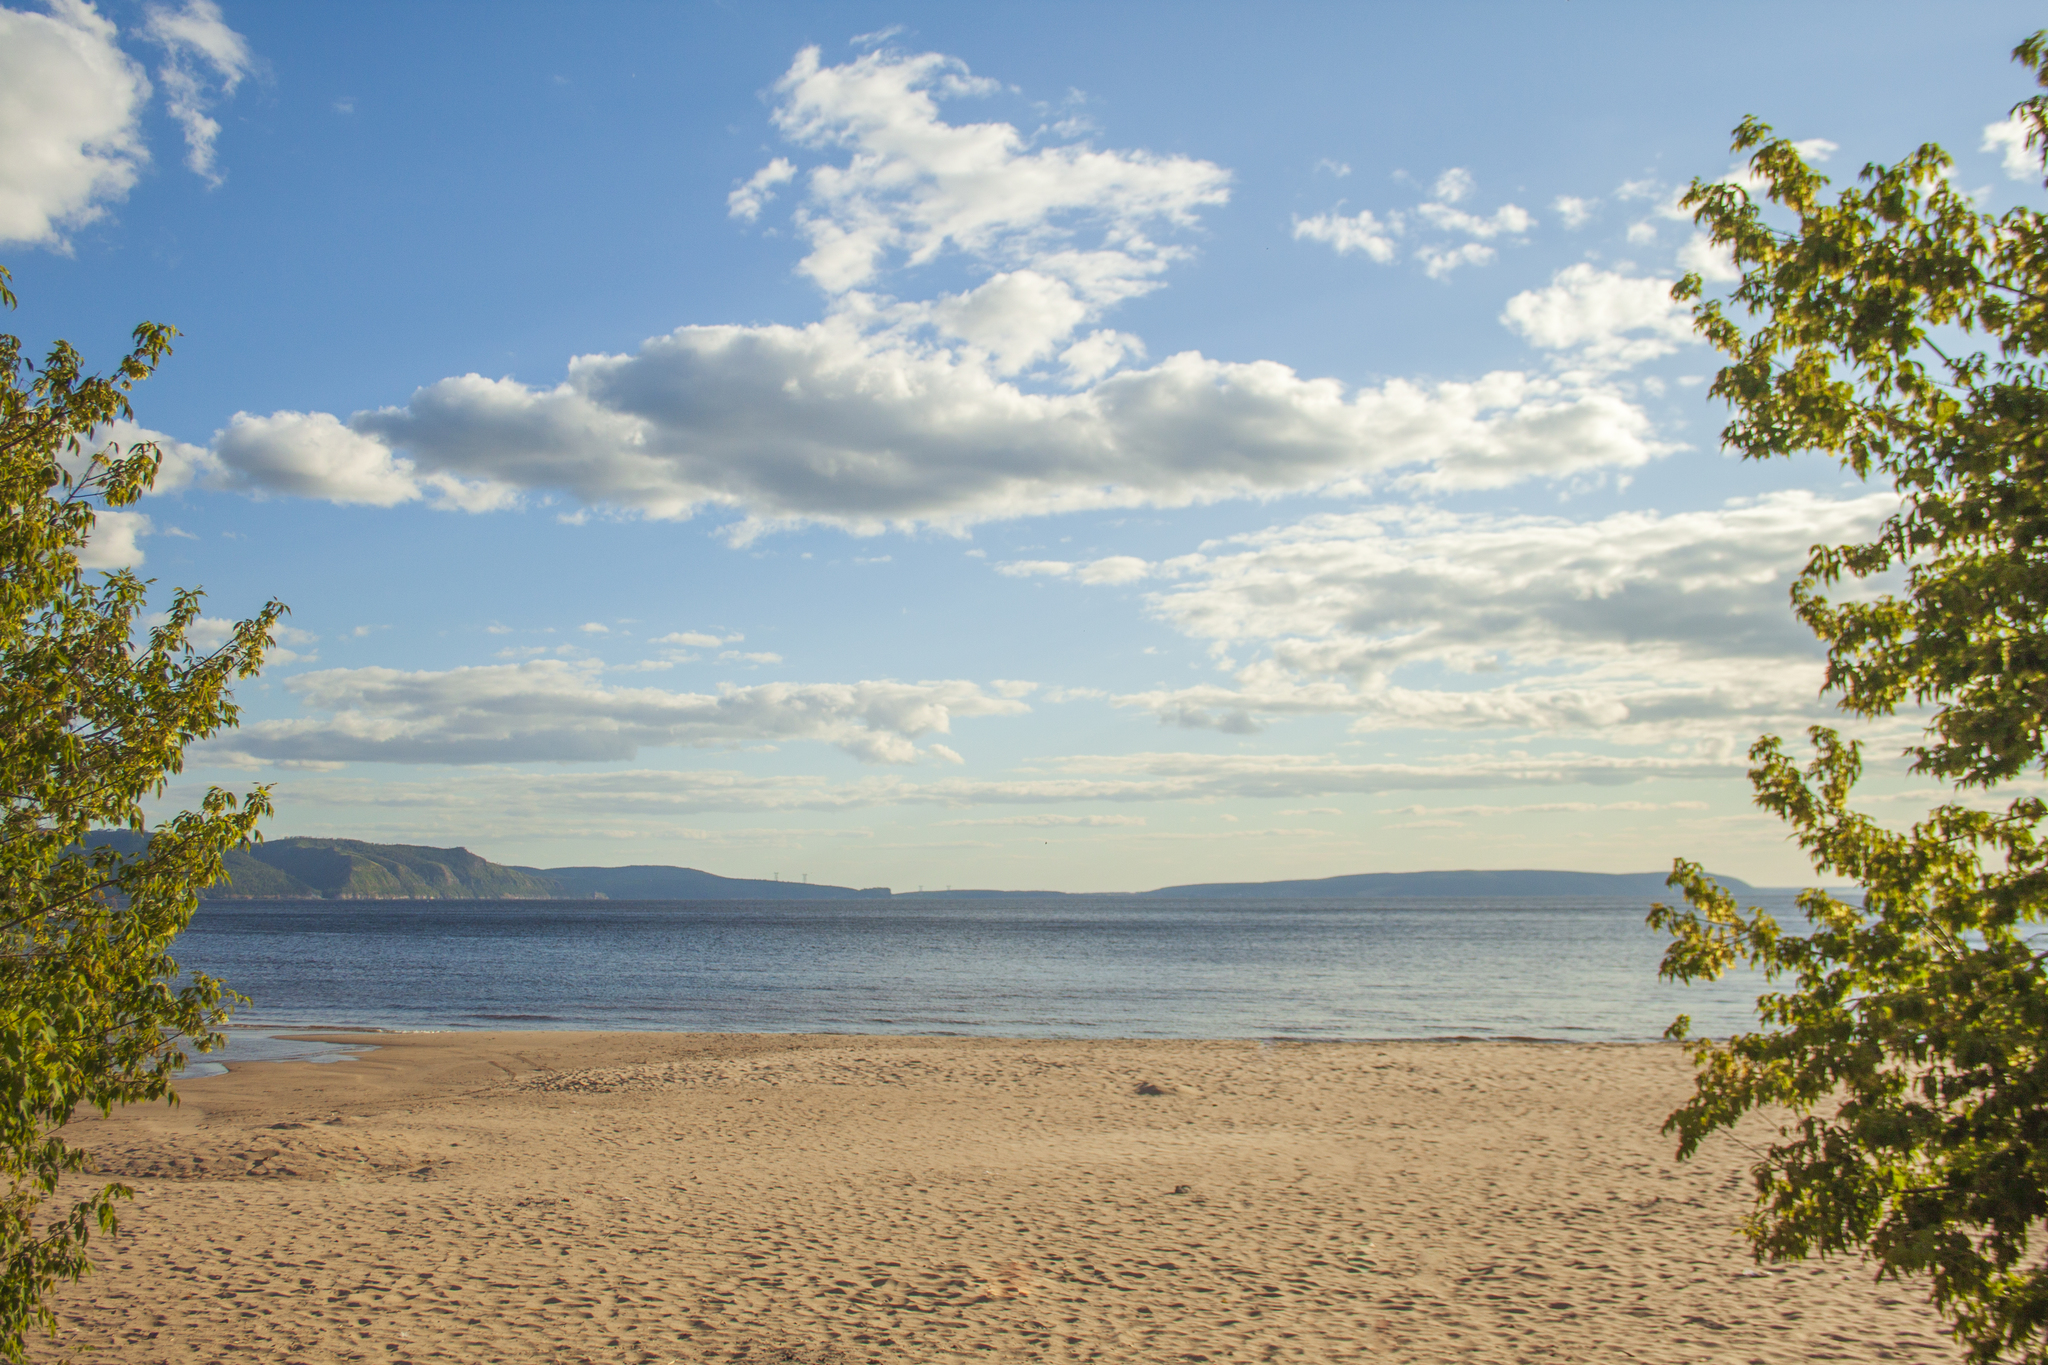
(35, 1032), (1955, 1364)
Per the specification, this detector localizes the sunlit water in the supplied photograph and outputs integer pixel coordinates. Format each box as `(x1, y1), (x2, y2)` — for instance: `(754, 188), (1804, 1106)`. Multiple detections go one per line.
(169, 894), (1797, 1043)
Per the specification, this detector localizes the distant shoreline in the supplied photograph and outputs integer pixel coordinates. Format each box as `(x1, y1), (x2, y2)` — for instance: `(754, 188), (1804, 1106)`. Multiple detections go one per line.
(86, 831), (1768, 902)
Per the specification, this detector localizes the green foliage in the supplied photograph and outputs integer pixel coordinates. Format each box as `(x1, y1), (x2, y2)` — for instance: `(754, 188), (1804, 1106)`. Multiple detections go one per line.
(1653, 33), (2048, 1364)
(1652, 733), (2048, 1361)
(0, 266), (282, 1360)
(1673, 36), (2048, 789)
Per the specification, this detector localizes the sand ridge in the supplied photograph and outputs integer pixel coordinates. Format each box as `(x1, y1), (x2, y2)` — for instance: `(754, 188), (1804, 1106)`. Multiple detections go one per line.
(37, 1032), (1957, 1363)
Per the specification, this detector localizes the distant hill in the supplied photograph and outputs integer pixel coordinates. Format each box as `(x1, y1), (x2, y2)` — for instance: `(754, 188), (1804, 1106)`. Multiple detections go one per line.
(80, 832), (557, 899)
(523, 865), (890, 901)
(1137, 869), (1754, 899)
(77, 832), (1754, 902)
(243, 839), (559, 899)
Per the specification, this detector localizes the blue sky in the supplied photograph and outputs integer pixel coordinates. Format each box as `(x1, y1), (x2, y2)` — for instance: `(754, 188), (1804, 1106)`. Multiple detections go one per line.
(2, 0), (2039, 889)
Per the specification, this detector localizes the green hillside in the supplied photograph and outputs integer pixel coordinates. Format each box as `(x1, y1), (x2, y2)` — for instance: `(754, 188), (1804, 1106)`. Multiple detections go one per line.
(219, 838), (559, 899)
(80, 832), (557, 899)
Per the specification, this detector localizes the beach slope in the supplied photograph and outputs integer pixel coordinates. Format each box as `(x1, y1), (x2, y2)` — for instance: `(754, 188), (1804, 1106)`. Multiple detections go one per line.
(41, 1033), (1954, 1363)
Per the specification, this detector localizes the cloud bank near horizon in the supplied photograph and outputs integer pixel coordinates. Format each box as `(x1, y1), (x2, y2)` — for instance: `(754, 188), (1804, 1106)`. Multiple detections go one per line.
(1002, 489), (1900, 747)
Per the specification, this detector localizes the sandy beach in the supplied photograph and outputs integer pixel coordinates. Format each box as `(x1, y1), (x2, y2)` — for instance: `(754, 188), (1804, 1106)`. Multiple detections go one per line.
(35, 1032), (1954, 1364)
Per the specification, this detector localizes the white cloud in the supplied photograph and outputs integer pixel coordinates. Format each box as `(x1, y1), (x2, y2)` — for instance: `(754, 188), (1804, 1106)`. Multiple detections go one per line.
(205, 332), (1674, 534)
(1675, 231), (1740, 284)
(1080, 490), (1898, 745)
(1500, 264), (1694, 371)
(1416, 241), (1494, 279)
(1057, 328), (1144, 385)
(938, 813), (1146, 827)
(1297, 170), (1528, 277)
(0, 0), (149, 247)
(201, 661), (1031, 766)
(577, 622), (609, 634)
(141, 0), (252, 185)
(1984, 113), (2038, 180)
(1553, 195), (1596, 228)
(211, 410), (427, 506)
(767, 45), (1228, 302)
(171, 45), (1669, 535)
(727, 156), (795, 222)
(1431, 168), (1474, 203)
(1076, 554), (1149, 585)
(1292, 208), (1399, 261)
(1380, 800), (1708, 817)
(1414, 200), (1532, 240)
(653, 630), (735, 648)
(996, 559), (1074, 578)
(142, 612), (317, 665)
(1313, 158), (1350, 178)
(234, 747), (1752, 834)
(1407, 169), (1530, 278)
(998, 554), (1158, 584)
(1614, 177), (1689, 220)
(211, 409), (518, 511)
(76, 508), (149, 568)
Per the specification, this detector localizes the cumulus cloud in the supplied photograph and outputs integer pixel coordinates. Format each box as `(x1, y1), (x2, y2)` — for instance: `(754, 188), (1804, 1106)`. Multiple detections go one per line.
(652, 630), (737, 648)
(1050, 490), (1899, 745)
(212, 409), (518, 511)
(0, 0), (149, 246)
(0, 0), (253, 246)
(164, 45), (1667, 535)
(1675, 231), (1740, 284)
(1500, 264), (1695, 371)
(142, 612), (318, 665)
(764, 44), (1227, 300)
(175, 321), (1675, 534)
(1416, 241), (1494, 279)
(727, 156), (795, 221)
(201, 661), (1031, 767)
(141, 0), (253, 185)
(76, 508), (150, 568)
(100, 420), (221, 492)
(1415, 199), (1532, 240)
(1984, 113), (2039, 180)
(1292, 208), (1399, 261)
(1553, 195), (1596, 228)
(1296, 168), (1530, 279)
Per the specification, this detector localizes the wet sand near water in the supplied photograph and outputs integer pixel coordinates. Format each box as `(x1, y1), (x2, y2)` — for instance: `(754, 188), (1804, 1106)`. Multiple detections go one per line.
(37, 1032), (1956, 1363)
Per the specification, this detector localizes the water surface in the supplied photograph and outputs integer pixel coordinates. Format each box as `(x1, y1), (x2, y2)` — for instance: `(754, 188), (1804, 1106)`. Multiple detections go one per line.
(172, 894), (1794, 1042)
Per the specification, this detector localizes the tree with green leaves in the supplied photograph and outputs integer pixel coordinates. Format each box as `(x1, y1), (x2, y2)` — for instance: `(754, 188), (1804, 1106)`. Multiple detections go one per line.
(0, 266), (282, 1361)
(1649, 32), (2048, 1365)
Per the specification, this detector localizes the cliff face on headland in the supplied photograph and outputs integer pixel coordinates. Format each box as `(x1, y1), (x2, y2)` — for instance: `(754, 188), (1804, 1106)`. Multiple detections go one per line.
(81, 832), (559, 900)
(233, 839), (561, 899)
